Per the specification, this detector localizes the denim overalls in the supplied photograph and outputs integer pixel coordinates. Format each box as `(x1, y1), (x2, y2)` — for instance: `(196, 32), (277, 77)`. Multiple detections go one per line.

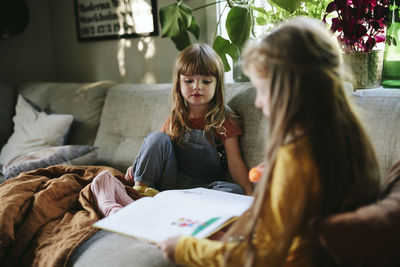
(131, 130), (244, 194)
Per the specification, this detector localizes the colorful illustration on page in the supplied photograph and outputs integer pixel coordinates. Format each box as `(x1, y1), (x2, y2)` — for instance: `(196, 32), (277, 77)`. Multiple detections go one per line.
(191, 217), (220, 236)
(171, 217), (199, 228)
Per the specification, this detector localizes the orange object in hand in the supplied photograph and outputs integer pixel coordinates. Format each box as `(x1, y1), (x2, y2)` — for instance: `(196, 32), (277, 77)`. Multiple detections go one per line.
(249, 167), (262, 182)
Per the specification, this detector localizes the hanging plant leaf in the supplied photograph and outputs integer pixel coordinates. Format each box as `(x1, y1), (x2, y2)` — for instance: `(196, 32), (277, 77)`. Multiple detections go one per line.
(172, 31), (191, 51)
(159, 3), (192, 38)
(188, 16), (200, 39)
(256, 15), (267, 25)
(213, 36), (240, 72)
(159, 3), (200, 51)
(271, 0), (302, 14)
(226, 6), (252, 48)
(250, 6), (268, 15)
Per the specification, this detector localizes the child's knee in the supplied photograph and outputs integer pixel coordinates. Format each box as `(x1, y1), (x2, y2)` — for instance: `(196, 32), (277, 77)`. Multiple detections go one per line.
(207, 181), (245, 195)
(145, 132), (170, 144)
(143, 132), (172, 153)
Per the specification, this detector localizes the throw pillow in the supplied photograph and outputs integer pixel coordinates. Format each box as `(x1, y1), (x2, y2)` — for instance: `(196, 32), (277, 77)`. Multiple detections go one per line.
(0, 95), (73, 165)
(316, 159), (400, 267)
(2, 145), (98, 180)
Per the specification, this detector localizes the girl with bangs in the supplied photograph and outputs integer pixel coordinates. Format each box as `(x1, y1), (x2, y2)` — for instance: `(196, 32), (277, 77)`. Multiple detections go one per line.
(90, 43), (252, 218)
(158, 18), (380, 267)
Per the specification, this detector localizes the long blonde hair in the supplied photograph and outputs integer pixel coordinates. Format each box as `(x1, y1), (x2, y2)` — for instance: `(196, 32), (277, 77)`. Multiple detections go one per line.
(223, 17), (380, 266)
(167, 43), (238, 146)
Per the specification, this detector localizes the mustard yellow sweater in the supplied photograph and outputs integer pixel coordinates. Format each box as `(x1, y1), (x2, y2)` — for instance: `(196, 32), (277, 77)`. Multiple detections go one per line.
(174, 137), (321, 267)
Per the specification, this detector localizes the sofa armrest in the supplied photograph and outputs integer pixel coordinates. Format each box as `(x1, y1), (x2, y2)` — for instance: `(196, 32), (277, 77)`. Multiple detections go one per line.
(316, 159), (400, 267)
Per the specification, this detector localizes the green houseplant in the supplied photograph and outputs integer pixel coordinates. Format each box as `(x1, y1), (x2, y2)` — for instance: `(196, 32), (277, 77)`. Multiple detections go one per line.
(159, 0), (330, 72)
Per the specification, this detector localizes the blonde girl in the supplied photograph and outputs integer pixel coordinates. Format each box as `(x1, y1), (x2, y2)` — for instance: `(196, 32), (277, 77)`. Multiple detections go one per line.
(158, 17), (380, 267)
(91, 44), (252, 217)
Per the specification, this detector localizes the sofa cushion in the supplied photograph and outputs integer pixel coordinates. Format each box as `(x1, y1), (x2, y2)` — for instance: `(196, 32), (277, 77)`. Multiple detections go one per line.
(225, 83), (268, 168)
(69, 230), (178, 267)
(351, 88), (400, 177)
(18, 81), (115, 146)
(94, 84), (173, 171)
(0, 95), (73, 165)
(2, 145), (98, 180)
(316, 159), (400, 267)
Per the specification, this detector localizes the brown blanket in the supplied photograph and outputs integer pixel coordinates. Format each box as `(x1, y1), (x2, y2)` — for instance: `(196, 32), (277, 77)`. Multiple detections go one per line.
(0, 165), (141, 267)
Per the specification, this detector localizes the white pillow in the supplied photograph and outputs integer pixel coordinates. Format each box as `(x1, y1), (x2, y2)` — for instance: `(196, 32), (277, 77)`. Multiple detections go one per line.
(0, 95), (73, 165)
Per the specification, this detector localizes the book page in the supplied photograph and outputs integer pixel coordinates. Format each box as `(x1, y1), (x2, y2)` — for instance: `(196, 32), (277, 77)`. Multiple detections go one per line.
(94, 188), (253, 243)
(153, 187), (253, 215)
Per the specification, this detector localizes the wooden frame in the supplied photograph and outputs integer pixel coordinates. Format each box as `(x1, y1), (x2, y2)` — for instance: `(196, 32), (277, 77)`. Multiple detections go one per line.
(74, 0), (158, 41)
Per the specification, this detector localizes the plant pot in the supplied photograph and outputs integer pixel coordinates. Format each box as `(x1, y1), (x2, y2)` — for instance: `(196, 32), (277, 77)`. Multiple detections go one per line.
(342, 50), (384, 89)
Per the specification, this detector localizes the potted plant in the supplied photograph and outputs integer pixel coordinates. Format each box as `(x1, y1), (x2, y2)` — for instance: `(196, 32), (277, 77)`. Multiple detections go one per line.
(159, 0), (330, 75)
(323, 0), (390, 88)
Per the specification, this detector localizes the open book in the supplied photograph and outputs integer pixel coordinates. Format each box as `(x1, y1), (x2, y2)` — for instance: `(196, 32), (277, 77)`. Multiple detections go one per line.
(94, 187), (254, 243)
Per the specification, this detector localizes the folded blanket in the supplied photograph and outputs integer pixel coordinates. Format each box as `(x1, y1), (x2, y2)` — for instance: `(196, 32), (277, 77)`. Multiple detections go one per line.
(0, 165), (141, 267)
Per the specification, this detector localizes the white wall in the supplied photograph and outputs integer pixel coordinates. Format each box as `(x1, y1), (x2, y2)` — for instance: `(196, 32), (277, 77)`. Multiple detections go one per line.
(0, 0), (213, 85)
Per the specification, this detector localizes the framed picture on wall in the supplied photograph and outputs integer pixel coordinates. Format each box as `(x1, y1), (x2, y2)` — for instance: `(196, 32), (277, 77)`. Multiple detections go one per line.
(74, 0), (158, 41)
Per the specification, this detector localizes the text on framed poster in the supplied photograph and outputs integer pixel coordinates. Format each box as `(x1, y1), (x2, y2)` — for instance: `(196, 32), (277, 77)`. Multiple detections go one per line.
(74, 0), (158, 41)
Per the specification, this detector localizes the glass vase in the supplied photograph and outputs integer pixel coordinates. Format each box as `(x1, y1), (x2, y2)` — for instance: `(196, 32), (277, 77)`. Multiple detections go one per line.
(382, 1), (400, 88)
(342, 50), (384, 89)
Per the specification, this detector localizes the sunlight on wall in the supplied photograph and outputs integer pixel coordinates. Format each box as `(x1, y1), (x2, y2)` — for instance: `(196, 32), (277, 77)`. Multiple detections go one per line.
(138, 37), (155, 59)
(116, 1), (132, 35)
(118, 36), (157, 83)
(115, 0), (157, 83)
(116, 0), (154, 35)
(118, 38), (128, 79)
(141, 72), (156, 84)
(131, 0), (154, 34)
(139, 37), (156, 83)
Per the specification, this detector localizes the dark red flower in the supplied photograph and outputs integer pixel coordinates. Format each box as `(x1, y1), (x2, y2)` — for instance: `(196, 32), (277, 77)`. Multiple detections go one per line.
(375, 34), (386, 43)
(326, 2), (338, 12)
(365, 36), (376, 50)
(331, 18), (342, 32)
(375, 4), (388, 19)
(324, 0), (390, 52)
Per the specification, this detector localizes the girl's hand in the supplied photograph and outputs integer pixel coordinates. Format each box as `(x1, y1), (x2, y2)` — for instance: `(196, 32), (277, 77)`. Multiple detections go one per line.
(249, 163), (266, 183)
(256, 162), (266, 173)
(124, 166), (135, 185)
(157, 236), (181, 262)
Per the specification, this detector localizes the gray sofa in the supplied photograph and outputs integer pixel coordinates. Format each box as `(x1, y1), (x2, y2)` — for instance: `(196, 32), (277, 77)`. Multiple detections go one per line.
(0, 81), (399, 266)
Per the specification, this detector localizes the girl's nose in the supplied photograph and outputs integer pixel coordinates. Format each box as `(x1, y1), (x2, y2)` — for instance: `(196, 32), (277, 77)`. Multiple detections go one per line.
(192, 81), (202, 90)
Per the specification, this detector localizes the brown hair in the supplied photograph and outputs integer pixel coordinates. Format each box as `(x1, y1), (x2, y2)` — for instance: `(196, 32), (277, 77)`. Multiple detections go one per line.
(167, 43), (239, 146)
(223, 17), (380, 266)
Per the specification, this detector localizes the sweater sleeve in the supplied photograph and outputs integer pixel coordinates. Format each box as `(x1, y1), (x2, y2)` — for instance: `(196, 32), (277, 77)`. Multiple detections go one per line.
(174, 138), (321, 267)
(175, 236), (237, 267)
(219, 118), (242, 142)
